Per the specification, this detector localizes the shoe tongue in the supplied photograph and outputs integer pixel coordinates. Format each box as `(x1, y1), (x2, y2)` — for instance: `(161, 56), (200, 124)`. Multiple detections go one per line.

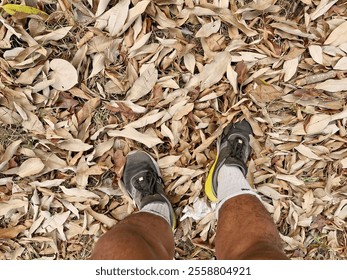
(133, 171), (157, 195)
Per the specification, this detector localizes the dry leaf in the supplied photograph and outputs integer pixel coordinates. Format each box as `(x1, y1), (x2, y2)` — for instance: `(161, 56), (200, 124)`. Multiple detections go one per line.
(57, 139), (93, 152)
(108, 127), (163, 148)
(324, 21), (347, 46)
(334, 57), (347, 70)
(0, 225), (26, 239)
(200, 52), (232, 91)
(35, 26), (72, 42)
(108, 0), (130, 36)
(60, 186), (99, 199)
(0, 200), (27, 216)
(196, 20), (221, 38)
(283, 57), (299, 82)
(315, 78), (347, 92)
(17, 158), (45, 177)
(308, 45), (323, 64)
(310, 0), (338, 20)
(305, 114), (332, 135)
(49, 59), (78, 90)
(295, 144), (322, 160)
(276, 174), (304, 186)
(126, 64), (158, 101)
(235, 61), (247, 84)
(1, 4), (48, 17)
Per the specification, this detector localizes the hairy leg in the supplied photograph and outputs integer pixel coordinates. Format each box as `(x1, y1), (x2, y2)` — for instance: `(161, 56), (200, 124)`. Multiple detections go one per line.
(90, 212), (174, 260)
(215, 195), (288, 260)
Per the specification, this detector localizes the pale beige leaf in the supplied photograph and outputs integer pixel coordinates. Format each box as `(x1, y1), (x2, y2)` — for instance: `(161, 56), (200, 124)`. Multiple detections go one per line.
(43, 211), (70, 233)
(60, 186), (99, 199)
(16, 64), (44, 85)
(107, 0), (130, 36)
(29, 179), (65, 188)
(57, 139), (93, 152)
(0, 107), (22, 125)
(237, 0), (277, 12)
(35, 26), (72, 42)
(341, 159), (347, 170)
(108, 127), (163, 148)
(196, 19), (221, 38)
(173, 103), (194, 120)
(302, 190), (314, 213)
(226, 64), (238, 93)
(0, 140), (22, 171)
(125, 110), (165, 129)
(129, 32), (152, 54)
(257, 185), (290, 200)
(49, 59), (78, 91)
(271, 23), (316, 39)
(310, 0), (338, 20)
(200, 52), (232, 91)
(324, 21), (347, 46)
(96, 0), (110, 16)
(93, 138), (115, 159)
(86, 208), (116, 228)
(120, 0), (150, 35)
(276, 174), (304, 186)
(334, 57), (347, 70)
(17, 158), (44, 177)
(305, 114), (332, 135)
(88, 53), (105, 78)
(158, 155), (181, 169)
(283, 57), (299, 82)
(0, 200), (27, 216)
(76, 156), (89, 189)
(184, 53), (196, 74)
(295, 144), (322, 160)
(22, 111), (45, 134)
(315, 78), (347, 92)
(126, 64), (158, 101)
(308, 45), (323, 64)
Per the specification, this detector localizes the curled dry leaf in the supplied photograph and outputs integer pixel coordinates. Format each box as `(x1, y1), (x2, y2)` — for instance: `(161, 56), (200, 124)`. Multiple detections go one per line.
(49, 59), (78, 91)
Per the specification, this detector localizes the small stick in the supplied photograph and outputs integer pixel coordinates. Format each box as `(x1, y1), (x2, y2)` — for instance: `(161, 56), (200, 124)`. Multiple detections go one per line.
(295, 71), (337, 86)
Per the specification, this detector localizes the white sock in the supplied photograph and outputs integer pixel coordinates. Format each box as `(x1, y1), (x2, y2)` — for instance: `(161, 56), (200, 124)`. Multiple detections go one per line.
(141, 202), (171, 225)
(217, 166), (259, 212)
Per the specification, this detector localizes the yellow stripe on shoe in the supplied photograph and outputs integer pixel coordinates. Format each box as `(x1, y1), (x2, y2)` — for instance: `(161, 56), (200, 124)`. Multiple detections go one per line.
(205, 154), (219, 202)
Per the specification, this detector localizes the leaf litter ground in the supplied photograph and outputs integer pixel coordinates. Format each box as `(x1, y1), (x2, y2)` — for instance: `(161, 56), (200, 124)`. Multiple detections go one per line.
(0, 0), (347, 260)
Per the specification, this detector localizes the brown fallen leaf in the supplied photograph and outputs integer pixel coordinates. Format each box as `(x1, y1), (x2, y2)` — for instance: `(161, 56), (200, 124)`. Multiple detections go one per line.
(235, 61), (247, 84)
(0, 225), (26, 239)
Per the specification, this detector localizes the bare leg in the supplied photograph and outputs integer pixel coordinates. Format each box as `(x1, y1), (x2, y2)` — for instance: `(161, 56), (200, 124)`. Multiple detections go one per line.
(215, 195), (288, 260)
(90, 212), (174, 260)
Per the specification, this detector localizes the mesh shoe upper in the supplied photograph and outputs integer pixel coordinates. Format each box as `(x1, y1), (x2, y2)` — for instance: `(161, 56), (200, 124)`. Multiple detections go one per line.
(206, 120), (253, 201)
(121, 151), (175, 227)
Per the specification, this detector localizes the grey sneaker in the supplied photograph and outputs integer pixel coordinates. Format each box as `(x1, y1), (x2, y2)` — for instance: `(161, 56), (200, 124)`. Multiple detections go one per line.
(205, 120), (253, 202)
(121, 151), (176, 228)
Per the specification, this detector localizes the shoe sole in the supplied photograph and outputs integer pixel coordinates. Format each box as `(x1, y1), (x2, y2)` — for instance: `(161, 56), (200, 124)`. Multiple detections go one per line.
(120, 151), (177, 230)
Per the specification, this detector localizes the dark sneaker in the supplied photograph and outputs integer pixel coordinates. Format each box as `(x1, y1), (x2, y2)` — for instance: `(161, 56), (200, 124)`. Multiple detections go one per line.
(121, 151), (176, 229)
(205, 120), (253, 202)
